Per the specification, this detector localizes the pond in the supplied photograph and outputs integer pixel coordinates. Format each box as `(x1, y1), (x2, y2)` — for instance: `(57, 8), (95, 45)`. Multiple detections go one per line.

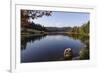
(21, 34), (89, 63)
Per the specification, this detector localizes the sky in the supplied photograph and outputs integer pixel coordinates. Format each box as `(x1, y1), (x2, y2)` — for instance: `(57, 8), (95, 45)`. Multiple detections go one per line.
(30, 11), (90, 27)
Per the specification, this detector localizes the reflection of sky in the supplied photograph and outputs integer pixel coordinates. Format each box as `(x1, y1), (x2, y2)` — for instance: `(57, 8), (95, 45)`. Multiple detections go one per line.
(30, 11), (89, 27)
(21, 35), (85, 62)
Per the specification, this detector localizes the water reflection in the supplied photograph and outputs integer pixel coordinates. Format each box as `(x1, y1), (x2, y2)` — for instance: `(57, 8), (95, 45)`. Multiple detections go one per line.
(66, 34), (90, 60)
(21, 34), (89, 62)
(66, 34), (89, 48)
(21, 34), (46, 50)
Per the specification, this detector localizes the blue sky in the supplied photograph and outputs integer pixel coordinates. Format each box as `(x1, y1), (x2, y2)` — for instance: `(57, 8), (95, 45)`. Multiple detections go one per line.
(30, 11), (89, 27)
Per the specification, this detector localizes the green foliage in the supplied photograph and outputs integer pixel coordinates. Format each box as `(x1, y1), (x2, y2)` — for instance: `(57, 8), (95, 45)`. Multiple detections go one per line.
(71, 21), (90, 35)
(21, 10), (52, 28)
(82, 21), (89, 34)
(71, 26), (80, 34)
(79, 48), (89, 59)
(29, 22), (47, 31)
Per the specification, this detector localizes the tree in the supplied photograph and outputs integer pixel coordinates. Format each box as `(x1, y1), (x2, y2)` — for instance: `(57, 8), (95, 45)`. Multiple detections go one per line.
(70, 21), (89, 35)
(80, 21), (90, 34)
(21, 10), (52, 28)
(71, 26), (80, 34)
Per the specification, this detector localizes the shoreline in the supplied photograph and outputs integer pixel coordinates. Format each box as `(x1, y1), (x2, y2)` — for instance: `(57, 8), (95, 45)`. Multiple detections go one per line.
(21, 32), (89, 37)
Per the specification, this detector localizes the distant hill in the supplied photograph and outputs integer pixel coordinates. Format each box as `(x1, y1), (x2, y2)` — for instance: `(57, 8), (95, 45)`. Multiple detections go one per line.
(45, 27), (72, 32)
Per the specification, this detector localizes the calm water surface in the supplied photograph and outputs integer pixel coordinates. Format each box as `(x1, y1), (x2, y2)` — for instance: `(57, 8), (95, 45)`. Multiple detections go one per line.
(21, 34), (87, 63)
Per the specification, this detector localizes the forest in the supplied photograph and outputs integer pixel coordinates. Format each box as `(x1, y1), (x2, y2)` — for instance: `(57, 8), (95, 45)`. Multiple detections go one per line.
(21, 10), (89, 36)
(21, 10), (90, 61)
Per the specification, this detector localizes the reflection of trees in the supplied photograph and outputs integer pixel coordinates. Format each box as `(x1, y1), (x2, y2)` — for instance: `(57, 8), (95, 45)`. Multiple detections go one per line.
(66, 34), (90, 60)
(66, 34), (89, 48)
(21, 35), (47, 50)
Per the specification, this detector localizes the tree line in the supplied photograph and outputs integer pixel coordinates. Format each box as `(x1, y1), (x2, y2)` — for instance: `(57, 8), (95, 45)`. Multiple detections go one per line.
(71, 21), (89, 35)
(21, 10), (89, 35)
